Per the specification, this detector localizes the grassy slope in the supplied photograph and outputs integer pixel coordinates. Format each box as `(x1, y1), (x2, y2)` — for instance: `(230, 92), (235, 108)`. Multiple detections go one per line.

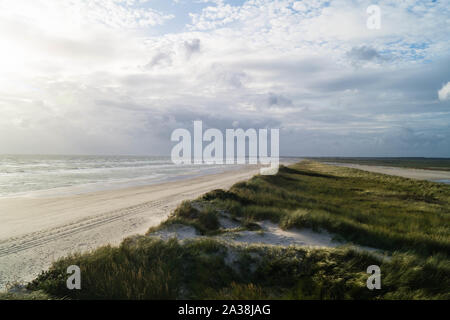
(15, 161), (450, 300)
(203, 161), (449, 255)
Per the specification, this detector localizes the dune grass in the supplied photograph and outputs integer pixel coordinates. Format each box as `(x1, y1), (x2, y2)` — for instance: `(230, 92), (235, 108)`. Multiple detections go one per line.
(0, 290), (52, 300)
(201, 161), (450, 256)
(18, 161), (450, 300)
(25, 237), (449, 300)
(307, 157), (450, 171)
(147, 200), (221, 236)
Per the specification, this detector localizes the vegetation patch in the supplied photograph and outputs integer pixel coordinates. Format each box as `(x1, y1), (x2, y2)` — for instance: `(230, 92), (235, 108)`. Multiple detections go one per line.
(308, 157), (450, 171)
(25, 238), (449, 300)
(203, 162), (450, 256)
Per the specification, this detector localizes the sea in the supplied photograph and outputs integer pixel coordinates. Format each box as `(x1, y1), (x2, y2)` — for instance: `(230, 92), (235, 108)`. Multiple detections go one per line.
(0, 155), (244, 198)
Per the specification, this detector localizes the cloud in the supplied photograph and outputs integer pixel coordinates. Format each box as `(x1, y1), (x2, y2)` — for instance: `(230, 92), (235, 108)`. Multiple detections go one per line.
(0, 0), (450, 156)
(346, 46), (388, 65)
(267, 93), (293, 107)
(184, 39), (201, 57)
(438, 82), (450, 101)
(145, 52), (173, 69)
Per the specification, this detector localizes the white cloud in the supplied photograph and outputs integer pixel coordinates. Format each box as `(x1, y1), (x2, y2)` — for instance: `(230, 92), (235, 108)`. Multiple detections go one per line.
(0, 0), (449, 156)
(438, 82), (450, 101)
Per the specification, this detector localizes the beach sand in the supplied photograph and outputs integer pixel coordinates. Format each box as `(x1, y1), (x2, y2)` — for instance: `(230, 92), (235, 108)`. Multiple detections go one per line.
(0, 166), (261, 290)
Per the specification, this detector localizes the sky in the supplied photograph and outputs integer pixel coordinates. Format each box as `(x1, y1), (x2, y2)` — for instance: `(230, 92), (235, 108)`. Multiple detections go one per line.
(0, 0), (449, 157)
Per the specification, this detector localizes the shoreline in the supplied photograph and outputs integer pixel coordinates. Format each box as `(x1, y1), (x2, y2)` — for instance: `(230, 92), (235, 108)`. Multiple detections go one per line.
(0, 165), (263, 290)
(0, 164), (250, 200)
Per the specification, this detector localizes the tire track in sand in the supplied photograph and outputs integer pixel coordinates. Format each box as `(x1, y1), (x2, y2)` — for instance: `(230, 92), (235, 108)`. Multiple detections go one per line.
(0, 191), (202, 257)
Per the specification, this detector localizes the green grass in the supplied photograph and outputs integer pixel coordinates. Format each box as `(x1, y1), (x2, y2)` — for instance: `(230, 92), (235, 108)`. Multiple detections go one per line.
(307, 157), (450, 171)
(202, 161), (450, 256)
(24, 237), (449, 300)
(146, 201), (221, 236)
(18, 161), (450, 300)
(0, 290), (52, 300)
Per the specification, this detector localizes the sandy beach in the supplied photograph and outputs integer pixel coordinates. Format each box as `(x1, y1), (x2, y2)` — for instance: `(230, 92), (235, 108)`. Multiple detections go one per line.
(0, 166), (261, 290)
